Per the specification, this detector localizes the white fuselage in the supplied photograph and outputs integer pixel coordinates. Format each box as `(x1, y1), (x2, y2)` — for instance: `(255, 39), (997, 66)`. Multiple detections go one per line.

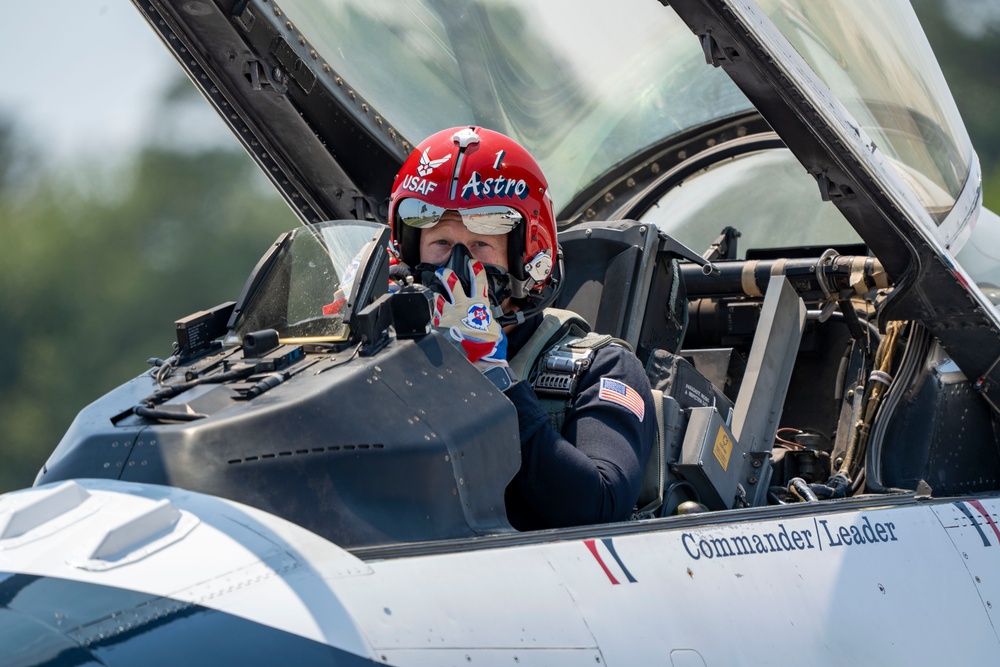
(0, 479), (996, 665)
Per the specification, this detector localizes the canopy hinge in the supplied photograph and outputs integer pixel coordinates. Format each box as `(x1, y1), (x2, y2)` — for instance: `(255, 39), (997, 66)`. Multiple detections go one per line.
(700, 32), (739, 67)
(243, 59), (287, 93)
(816, 171), (854, 202)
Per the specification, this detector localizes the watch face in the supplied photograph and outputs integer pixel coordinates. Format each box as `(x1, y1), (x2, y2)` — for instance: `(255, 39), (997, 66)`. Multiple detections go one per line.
(485, 365), (514, 392)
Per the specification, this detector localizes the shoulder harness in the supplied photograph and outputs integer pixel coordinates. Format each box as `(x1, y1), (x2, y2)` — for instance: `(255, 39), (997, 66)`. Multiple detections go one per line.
(510, 308), (632, 432)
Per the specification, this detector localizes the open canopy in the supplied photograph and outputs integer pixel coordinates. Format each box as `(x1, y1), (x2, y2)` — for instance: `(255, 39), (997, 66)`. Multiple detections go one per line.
(133, 0), (1000, 403)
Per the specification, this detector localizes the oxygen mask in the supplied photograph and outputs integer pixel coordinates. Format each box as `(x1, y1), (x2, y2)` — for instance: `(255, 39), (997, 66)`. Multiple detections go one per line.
(415, 243), (512, 309)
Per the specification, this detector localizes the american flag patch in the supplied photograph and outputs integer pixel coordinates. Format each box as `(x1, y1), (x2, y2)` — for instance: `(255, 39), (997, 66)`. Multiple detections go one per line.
(599, 377), (645, 421)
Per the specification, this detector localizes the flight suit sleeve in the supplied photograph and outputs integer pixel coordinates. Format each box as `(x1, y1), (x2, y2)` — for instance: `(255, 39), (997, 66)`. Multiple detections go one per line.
(504, 345), (656, 529)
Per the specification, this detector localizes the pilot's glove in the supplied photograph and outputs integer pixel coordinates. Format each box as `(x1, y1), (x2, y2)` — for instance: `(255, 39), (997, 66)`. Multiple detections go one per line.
(388, 256), (412, 294)
(472, 329), (508, 369)
(431, 259), (504, 364)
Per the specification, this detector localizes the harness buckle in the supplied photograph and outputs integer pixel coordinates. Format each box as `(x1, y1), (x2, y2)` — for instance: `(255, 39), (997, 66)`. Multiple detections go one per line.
(532, 347), (594, 398)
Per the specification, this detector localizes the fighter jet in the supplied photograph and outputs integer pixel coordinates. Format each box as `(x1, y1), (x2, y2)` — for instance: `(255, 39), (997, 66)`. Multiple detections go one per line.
(2, 0), (999, 664)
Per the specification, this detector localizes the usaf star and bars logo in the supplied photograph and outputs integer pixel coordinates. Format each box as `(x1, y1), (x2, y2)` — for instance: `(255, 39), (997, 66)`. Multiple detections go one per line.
(416, 148), (450, 177)
(599, 377), (645, 421)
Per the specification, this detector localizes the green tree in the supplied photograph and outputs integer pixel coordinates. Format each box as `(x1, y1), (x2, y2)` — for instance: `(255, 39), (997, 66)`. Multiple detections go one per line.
(0, 107), (297, 491)
(913, 0), (1000, 210)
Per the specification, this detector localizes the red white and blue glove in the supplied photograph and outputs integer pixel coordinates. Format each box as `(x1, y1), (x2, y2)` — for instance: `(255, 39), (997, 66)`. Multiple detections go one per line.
(430, 259), (506, 367)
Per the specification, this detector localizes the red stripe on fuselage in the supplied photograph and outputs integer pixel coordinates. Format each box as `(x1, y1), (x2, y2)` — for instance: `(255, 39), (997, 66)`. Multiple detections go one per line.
(584, 539), (620, 585)
(968, 499), (1000, 543)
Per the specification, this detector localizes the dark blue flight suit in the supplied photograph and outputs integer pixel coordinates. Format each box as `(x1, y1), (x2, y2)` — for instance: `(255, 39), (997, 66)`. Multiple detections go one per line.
(502, 313), (656, 531)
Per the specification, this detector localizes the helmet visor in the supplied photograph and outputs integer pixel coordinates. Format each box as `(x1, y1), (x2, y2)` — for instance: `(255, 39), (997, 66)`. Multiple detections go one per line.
(397, 198), (523, 235)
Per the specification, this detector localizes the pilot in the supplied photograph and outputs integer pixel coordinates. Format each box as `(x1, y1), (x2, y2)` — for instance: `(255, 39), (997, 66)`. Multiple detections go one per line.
(388, 126), (655, 531)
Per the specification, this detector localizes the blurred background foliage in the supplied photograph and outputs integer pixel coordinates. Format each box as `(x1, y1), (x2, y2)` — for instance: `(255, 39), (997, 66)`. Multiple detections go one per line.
(913, 0), (1000, 212)
(0, 1), (997, 492)
(0, 84), (298, 491)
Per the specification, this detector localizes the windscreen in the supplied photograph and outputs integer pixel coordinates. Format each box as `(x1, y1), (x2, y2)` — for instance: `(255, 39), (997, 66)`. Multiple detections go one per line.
(227, 220), (384, 342)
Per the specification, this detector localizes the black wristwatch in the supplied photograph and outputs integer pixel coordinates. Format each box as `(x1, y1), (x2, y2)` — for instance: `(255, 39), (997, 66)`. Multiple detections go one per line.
(483, 365), (517, 393)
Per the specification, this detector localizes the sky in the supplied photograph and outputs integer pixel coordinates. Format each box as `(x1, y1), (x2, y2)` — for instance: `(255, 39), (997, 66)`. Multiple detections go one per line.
(0, 0), (227, 168)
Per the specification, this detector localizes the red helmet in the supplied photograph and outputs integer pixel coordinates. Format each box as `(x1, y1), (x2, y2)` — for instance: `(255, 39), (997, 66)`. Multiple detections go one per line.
(388, 126), (561, 310)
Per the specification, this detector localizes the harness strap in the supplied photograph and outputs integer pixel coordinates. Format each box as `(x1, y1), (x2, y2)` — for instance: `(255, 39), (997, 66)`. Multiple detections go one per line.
(517, 312), (637, 432)
(634, 388), (667, 517)
(508, 308), (591, 382)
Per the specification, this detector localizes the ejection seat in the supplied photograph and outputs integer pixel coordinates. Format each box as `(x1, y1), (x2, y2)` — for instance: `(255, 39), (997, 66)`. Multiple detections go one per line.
(554, 220), (660, 350)
(555, 220), (689, 517)
(555, 219), (696, 361)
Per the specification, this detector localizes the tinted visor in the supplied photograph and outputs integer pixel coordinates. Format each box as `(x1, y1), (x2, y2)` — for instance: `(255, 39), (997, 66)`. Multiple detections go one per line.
(397, 198), (523, 235)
